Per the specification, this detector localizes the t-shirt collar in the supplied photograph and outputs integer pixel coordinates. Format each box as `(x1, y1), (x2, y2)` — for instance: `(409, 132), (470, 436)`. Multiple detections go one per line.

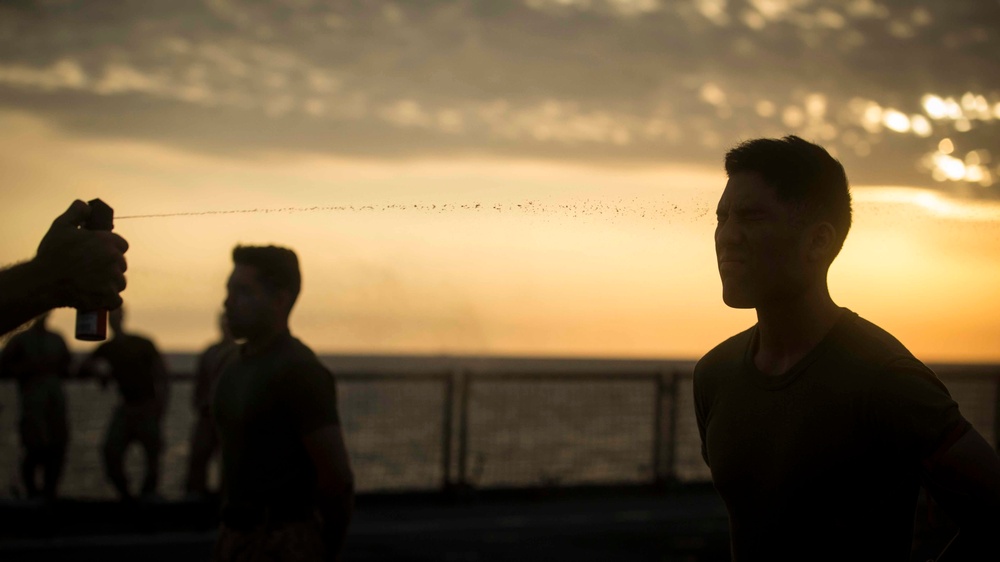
(742, 308), (857, 390)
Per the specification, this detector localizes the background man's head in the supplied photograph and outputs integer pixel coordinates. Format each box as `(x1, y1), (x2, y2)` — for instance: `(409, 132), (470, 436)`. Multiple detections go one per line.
(225, 245), (301, 340)
(716, 136), (852, 308)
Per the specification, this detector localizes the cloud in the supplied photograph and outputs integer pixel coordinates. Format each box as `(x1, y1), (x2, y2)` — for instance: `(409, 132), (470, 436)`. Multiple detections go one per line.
(0, 0), (998, 192)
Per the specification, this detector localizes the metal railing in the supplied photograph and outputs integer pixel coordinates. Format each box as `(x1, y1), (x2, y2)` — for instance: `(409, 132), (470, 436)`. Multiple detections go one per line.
(1, 360), (997, 500)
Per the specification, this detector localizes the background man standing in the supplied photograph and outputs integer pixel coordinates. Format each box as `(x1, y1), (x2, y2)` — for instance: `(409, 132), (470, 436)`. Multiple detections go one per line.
(79, 306), (168, 502)
(0, 312), (71, 500)
(185, 312), (238, 499)
(213, 245), (353, 562)
(694, 136), (1000, 560)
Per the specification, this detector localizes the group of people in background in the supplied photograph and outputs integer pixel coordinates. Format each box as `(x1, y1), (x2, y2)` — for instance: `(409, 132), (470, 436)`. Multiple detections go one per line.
(0, 305), (236, 503)
(0, 211), (353, 560)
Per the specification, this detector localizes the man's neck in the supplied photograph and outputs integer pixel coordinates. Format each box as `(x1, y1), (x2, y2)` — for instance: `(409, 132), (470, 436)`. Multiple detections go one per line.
(244, 324), (289, 356)
(753, 286), (842, 376)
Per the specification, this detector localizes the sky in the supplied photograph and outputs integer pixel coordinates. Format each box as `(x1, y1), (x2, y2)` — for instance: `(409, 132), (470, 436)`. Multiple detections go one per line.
(2, 0), (999, 362)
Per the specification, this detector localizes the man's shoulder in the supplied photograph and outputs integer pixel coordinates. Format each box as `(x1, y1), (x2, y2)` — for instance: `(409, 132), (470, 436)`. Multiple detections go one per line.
(696, 326), (754, 379)
(279, 335), (322, 365)
(121, 333), (157, 350)
(832, 311), (919, 370)
(4, 329), (30, 348)
(92, 338), (114, 355)
(272, 335), (333, 380)
(43, 329), (67, 345)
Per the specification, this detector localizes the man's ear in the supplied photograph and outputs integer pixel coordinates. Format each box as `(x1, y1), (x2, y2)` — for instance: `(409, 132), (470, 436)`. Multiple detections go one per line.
(806, 222), (837, 265)
(274, 289), (295, 317)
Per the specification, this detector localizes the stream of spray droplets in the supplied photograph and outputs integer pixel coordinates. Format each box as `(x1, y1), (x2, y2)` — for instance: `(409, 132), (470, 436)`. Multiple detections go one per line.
(116, 199), (716, 222)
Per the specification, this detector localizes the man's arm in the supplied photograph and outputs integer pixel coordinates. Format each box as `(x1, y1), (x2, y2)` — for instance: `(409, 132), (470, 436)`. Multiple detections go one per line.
(302, 423), (355, 562)
(0, 200), (128, 337)
(922, 425), (1000, 561)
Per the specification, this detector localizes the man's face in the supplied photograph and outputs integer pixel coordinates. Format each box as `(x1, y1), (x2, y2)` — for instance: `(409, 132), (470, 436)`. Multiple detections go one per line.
(715, 172), (809, 309)
(224, 264), (280, 340)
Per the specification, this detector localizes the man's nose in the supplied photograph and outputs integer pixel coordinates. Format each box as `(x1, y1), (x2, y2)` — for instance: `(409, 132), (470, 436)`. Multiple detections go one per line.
(715, 217), (741, 247)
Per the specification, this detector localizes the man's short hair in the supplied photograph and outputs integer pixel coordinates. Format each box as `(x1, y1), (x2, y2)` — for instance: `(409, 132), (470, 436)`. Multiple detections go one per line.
(724, 135), (853, 258)
(232, 245), (301, 306)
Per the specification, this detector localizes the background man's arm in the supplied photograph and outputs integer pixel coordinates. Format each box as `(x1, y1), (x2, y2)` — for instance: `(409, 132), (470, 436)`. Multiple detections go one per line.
(302, 423), (355, 562)
(922, 426), (1000, 561)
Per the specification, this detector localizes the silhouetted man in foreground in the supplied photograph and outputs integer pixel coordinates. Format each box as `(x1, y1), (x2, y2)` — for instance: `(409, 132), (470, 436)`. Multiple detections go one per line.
(213, 245), (354, 562)
(0, 313), (70, 500)
(80, 307), (168, 501)
(185, 312), (238, 498)
(694, 136), (1000, 561)
(0, 200), (128, 338)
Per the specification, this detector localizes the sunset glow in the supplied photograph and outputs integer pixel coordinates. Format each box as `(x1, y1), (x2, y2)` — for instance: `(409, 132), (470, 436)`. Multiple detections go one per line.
(2, 1), (998, 362)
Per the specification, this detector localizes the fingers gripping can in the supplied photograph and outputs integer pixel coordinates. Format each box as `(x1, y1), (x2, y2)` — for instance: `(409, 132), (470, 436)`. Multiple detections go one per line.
(76, 199), (114, 341)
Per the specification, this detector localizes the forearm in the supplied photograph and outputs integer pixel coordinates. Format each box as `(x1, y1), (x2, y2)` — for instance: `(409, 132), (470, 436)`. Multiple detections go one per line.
(935, 493), (1000, 561)
(924, 427), (1000, 561)
(0, 260), (61, 337)
(937, 520), (1000, 561)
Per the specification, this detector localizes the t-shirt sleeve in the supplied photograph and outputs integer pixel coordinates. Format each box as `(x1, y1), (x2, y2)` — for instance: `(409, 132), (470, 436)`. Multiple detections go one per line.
(278, 359), (342, 435)
(874, 358), (968, 462)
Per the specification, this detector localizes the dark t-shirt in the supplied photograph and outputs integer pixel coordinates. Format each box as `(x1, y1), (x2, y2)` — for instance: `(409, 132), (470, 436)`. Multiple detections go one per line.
(694, 309), (968, 561)
(212, 331), (341, 513)
(89, 334), (164, 404)
(193, 340), (238, 414)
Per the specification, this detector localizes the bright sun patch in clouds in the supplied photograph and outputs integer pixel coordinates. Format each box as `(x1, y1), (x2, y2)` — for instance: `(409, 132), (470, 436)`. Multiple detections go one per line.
(853, 186), (1000, 221)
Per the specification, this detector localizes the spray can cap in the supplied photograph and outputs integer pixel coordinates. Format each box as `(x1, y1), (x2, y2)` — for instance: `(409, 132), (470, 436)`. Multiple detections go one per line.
(85, 199), (114, 231)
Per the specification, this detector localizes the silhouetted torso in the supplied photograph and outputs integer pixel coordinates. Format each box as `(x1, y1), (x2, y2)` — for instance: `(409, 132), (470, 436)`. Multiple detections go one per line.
(0, 326), (70, 499)
(90, 334), (161, 404)
(1, 327), (70, 439)
(194, 340), (239, 415)
(694, 310), (966, 561)
(213, 331), (340, 513)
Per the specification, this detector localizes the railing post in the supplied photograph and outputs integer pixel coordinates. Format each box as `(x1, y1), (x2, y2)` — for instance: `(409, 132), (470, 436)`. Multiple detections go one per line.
(664, 369), (681, 484)
(456, 370), (471, 489)
(652, 371), (666, 484)
(441, 371), (455, 492)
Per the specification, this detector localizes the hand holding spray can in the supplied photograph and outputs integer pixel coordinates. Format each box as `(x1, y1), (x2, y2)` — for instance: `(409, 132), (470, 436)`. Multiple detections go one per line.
(75, 199), (114, 341)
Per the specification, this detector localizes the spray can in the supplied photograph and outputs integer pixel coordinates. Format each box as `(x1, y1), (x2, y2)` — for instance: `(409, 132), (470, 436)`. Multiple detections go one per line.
(75, 199), (114, 341)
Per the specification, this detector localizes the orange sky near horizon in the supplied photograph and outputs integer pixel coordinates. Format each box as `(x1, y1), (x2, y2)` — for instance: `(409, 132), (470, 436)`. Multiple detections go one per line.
(3, 111), (999, 363)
